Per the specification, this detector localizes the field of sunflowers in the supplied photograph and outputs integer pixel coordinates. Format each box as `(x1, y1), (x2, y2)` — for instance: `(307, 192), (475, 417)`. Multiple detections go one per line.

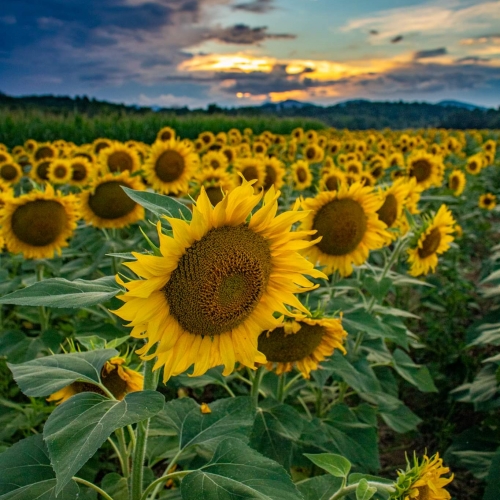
(0, 124), (498, 500)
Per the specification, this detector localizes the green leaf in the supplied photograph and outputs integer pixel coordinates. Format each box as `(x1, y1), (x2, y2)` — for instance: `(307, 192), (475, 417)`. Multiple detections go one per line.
(0, 434), (79, 500)
(250, 399), (304, 469)
(304, 453), (351, 477)
(297, 475), (343, 500)
(180, 438), (303, 500)
(342, 310), (389, 338)
(122, 187), (192, 220)
(77, 334), (129, 351)
(483, 448), (500, 500)
(0, 276), (120, 308)
(43, 390), (165, 494)
(364, 277), (392, 301)
(101, 473), (129, 500)
(356, 478), (377, 500)
(392, 349), (437, 393)
(8, 349), (118, 397)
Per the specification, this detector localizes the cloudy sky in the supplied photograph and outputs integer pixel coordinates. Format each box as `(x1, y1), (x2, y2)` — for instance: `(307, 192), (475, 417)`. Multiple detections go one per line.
(1, 0), (500, 108)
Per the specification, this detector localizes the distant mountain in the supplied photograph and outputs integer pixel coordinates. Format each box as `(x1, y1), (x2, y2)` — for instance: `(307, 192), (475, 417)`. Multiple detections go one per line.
(437, 100), (487, 111)
(260, 99), (317, 110)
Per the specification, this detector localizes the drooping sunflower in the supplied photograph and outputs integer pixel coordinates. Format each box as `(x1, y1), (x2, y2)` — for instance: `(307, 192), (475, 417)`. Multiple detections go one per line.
(194, 168), (235, 206)
(448, 170), (466, 196)
(376, 178), (411, 242)
(30, 159), (52, 183)
(234, 157), (266, 189)
(479, 193), (496, 210)
(392, 453), (453, 500)
(407, 205), (455, 277)
(407, 152), (444, 189)
(112, 179), (326, 381)
(99, 142), (141, 174)
(202, 150), (229, 171)
(291, 160), (313, 191)
(258, 316), (347, 378)
(47, 356), (143, 404)
(143, 139), (199, 195)
(263, 157), (286, 191)
(0, 161), (23, 185)
(0, 184), (79, 259)
(80, 171), (145, 229)
(156, 126), (176, 143)
(301, 182), (389, 276)
(48, 159), (72, 184)
(68, 157), (95, 187)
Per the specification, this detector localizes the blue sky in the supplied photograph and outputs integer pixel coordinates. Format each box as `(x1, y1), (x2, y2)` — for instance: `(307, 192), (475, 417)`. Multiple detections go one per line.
(1, 0), (500, 108)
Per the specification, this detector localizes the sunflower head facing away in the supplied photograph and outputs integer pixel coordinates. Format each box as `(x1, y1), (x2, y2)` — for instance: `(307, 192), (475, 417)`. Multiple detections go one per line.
(47, 356), (144, 404)
(113, 179), (326, 381)
(407, 205), (455, 277)
(258, 316), (347, 378)
(479, 193), (496, 210)
(0, 184), (79, 259)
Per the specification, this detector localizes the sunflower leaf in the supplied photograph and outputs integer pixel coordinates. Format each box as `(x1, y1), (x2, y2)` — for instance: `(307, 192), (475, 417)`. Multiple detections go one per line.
(180, 438), (303, 500)
(8, 348), (118, 397)
(304, 453), (351, 478)
(0, 276), (121, 307)
(44, 390), (165, 495)
(0, 434), (79, 500)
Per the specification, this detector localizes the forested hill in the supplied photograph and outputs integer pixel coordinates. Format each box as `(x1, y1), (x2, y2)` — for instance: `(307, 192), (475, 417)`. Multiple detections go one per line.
(1, 92), (499, 130)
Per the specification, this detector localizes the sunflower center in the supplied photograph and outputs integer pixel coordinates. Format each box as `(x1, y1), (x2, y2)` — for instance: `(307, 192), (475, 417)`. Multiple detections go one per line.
(54, 166), (67, 179)
(35, 146), (54, 161)
(72, 162), (88, 181)
(418, 227), (441, 258)
(36, 161), (51, 181)
(164, 224), (272, 336)
(377, 193), (398, 227)
(101, 367), (129, 399)
(160, 130), (173, 141)
(313, 198), (367, 256)
(107, 151), (133, 172)
(88, 181), (137, 219)
(241, 166), (259, 182)
(449, 176), (459, 191)
(263, 165), (276, 191)
(305, 147), (315, 160)
(469, 161), (478, 171)
(410, 159), (431, 182)
(413, 485), (430, 500)
(155, 150), (185, 182)
(325, 175), (341, 191)
(258, 323), (325, 362)
(371, 166), (383, 179)
(95, 141), (110, 153)
(297, 167), (307, 183)
(11, 200), (67, 247)
(210, 159), (221, 169)
(205, 186), (224, 206)
(483, 197), (492, 206)
(0, 164), (17, 181)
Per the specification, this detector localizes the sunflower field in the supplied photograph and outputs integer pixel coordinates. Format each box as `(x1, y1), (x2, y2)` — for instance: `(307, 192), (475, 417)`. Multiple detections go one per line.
(0, 125), (498, 500)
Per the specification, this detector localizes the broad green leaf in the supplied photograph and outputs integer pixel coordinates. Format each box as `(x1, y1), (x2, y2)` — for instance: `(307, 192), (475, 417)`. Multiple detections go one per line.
(304, 453), (351, 477)
(392, 349), (437, 393)
(0, 434), (79, 500)
(101, 473), (128, 500)
(483, 448), (500, 500)
(43, 390), (165, 494)
(180, 438), (303, 500)
(356, 478), (377, 500)
(0, 276), (120, 308)
(342, 310), (389, 339)
(77, 334), (129, 351)
(122, 187), (192, 220)
(250, 399), (304, 469)
(297, 475), (343, 500)
(364, 277), (392, 302)
(8, 349), (118, 397)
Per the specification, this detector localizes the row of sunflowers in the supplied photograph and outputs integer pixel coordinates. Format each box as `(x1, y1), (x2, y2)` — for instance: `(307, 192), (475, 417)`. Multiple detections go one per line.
(0, 125), (498, 500)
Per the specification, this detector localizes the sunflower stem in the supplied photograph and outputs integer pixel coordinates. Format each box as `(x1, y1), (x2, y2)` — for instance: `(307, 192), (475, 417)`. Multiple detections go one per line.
(115, 428), (130, 477)
(36, 263), (49, 332)
(140, 470), (193, 500)
(250, 367), (264, 407)
(130, 358), (158, 500)
(328, 480), (395, 500)
(276, 374), (286, 402)
(73, 477), (115, 500)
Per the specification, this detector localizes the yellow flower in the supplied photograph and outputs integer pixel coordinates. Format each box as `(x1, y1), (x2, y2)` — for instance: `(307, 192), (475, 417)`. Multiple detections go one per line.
(194, 168), (235, 206)
(80, 171), (145, 229)
(200, 402), (212, 414)
(301, 182), (389, 276)
(466, 154), (483, 175)
(93, 138), (112, 155)
(30, 159), (52, 183)
(291, 160), (313, 190)
(0, 160), (23, 185)
(407, 205), (455, 277)
(143, 139), (199, 195)
(48, 159), (72, 184)
(99, 141), (141, 174)
(68, 157), (95, 187)
(202, 151), (229, 171)
(47, 356), (144, 404)
(0, 185), (79, 259)
(112, 179), (326, 382)
(156, 126), (176, 142)
(479, 193), (496, 210)
(263, 157), (286, 191)
(319, 169), (346, 192)
(376, 178), (412, 241)
(259, 316), (347, 378)
(32, 142), (57, 163)
(234, 157), (266, 190)
(407, 152), (444, 189)
(448, 170), (466, 196)
(303, 143), (324, 163)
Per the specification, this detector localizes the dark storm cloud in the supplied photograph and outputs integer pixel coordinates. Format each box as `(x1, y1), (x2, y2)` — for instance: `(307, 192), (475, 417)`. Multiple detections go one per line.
(413, 47), (447, 60)
(208, 24), (295, 44)
(456, 56), (491, 63)
(232, 0), (275, 14)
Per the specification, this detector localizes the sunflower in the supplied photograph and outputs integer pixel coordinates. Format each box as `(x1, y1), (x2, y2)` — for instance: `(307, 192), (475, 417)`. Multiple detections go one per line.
(407, 152), (443, 189)
(0, 185), (79, 259)
(263, 157), (286, 191)
(344, 159), (363, 175)
(407, 205), (455, 277)
(448, 170), (466, 196)
(221, 146), (236, 164)
(258, 316), (347, 378)
(30, 159), (52, 183)
(24, 139), (37, 153)
(194, 168), (235, 206)
(143, 139), (199, 195)
(202, 151), (229, 171)
(68, 157), (94, 187)
(47, 356), (143, 404)
(99, 142), (141, 174)
(253, 141), (268, 156)
(388, 152), (405, 168)
(0, 180), (13, 208)
(359, 172), (376, 187)
(48, 159), (72, 184)
(319, 169), (346, 192)
(376, 178), (411, 241)
(292, 160), (313, 190)
(301, 182), (388, 276)
(0, 161), (23, 185)
(234, 157), (266, 189)
(33, 143), (57, 162)
(93, 138), (112, 155)
(392, 453), (453, 500)
(305, 130), (318, 143)
(303, 143), (324, 163)
(112, 179), (326, 381)
(326, 140), (341, 156)
(479, 193), (496, 210)
(0, 151), (12, 165)
(156, 126), (176, 143)
(465, 154), (483, 175)
(80, 171), (145, 229)
(199, 131), (215, 150)
(291, 127), (304, 142)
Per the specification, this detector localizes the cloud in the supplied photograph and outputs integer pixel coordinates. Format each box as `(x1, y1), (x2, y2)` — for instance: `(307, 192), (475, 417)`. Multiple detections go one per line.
(137, 92), (206, 108)
(413, 47), (447, 60)
(461, 34), (500, 45)
(232, 0), (274, 14)
(207, 24), (295, 45)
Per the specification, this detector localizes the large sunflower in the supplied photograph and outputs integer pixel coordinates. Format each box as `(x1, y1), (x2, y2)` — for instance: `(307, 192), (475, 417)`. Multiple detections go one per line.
(407, 152), (443, 189)
(448, 170), (466, 196)
(143, 139), (199, 195)
(99, 142), (141, 174)
(0, 160), (23, 185)
(0, 185), (79, 259)
(407, 205), (455, 277)
(112, 180), (326, 381)
(80, 171), (145, 229)
(292, 160), (313, 191)
(301, 182), (388, 276)
(258, 316), (347, 378)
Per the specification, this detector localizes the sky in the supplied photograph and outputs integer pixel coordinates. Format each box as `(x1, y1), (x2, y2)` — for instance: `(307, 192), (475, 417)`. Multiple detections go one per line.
(1, 0), (500, 108)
